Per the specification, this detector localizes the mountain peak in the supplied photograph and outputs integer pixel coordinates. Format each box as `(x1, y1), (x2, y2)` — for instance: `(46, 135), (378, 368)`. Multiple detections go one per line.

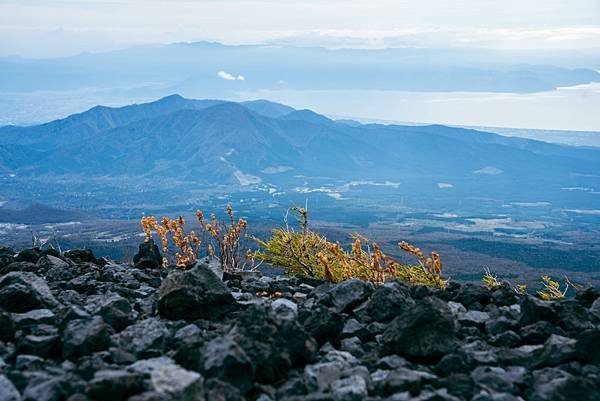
(154, 94), (187, 104)
(282, 109), (333, 125)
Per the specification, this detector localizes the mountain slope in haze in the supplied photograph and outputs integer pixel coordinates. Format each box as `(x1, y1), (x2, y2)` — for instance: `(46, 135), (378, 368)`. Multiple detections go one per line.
(1, 95), (600, 204)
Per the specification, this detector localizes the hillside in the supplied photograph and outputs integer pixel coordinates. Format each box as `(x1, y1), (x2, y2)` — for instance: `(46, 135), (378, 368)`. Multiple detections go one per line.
(1, 95), (599, 206)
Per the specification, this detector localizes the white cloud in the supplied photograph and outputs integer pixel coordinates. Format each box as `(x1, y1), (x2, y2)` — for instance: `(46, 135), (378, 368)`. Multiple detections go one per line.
(217, 70), (245, 81)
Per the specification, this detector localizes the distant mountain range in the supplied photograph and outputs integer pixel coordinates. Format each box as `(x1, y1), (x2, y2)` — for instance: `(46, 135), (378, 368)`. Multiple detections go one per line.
(3, 42), (599, 96)
(1, 94), (600, 208)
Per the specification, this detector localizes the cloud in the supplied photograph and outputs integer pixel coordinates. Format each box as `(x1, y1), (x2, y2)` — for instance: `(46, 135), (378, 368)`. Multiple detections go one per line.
(217, 70), (245, 81)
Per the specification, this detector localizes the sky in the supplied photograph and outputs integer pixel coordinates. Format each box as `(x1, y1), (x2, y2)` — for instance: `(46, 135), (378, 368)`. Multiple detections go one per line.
(1, 0), (600, 57)
(1, 0), (600, 131)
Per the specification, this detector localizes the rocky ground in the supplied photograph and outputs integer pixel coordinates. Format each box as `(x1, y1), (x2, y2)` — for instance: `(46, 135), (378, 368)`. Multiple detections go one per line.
(0, 244), (599, 401)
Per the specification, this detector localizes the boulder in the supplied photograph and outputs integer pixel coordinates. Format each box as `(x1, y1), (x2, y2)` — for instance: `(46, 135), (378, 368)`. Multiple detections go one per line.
(202, 334), (254, 393)
(328, 279), (373, 313)
(130, 359), (206, 401)
(363, 281), (414, 322)
(65, 249), (101, 265)
(381, 297), (458, 360)
(17, 331), (60, 358)
(232, 305), (317, 383)
(576, 328), (600, 364)
(11, 308), (55, 329)
(371, 367), (437, 396)
(519, 296), (555, 326)
(62, 317), (113, 359)
(534, 335), (576, 368)
(133, 241), (162, 269)
(331, 374), (368, 401)
(157, 263), (237, 321)
(0, 375), (21, 401)
(453, 283), (491, 309)
(528, 368), (600, 401)
(87, 292), (132, 331)
(0, 271), (59, 312)
(87, 370), (146, 401)
(112, 318), (169, 357)
(0, 308), (15, 341)
(15, 248), (39, 263)
(298, 304), (344, 345)
(22, 376), (71, 401)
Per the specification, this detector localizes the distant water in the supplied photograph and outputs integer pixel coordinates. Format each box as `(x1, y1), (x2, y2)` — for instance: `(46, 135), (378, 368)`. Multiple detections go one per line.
(2, 83), (600, 147)
(239, 82), (600, 137)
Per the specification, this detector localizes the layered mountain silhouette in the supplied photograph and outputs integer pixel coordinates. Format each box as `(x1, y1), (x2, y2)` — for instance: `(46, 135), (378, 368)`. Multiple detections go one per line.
(1, 95), (600, 205)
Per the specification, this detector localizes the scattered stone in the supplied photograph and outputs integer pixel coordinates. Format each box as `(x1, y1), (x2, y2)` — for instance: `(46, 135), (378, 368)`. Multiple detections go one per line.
(0, 246), (598, 401)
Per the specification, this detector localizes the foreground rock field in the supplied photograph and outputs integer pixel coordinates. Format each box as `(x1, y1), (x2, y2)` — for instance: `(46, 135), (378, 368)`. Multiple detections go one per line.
(0, 245), (599, 401)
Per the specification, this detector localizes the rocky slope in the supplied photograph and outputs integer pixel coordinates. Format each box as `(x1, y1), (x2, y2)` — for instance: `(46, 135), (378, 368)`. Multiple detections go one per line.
(0, 244), (599, 401)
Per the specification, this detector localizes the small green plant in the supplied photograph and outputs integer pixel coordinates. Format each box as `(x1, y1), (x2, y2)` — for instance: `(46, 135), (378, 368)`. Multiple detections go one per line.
(254, 207), (447, 287)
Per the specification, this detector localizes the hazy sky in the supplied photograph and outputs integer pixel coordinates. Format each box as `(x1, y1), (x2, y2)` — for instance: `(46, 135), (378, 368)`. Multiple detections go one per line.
(2, 0), (600, 57)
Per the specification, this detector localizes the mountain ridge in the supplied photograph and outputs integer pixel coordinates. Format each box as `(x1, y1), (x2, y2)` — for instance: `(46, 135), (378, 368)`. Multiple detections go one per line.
(2, 95), (600, 206)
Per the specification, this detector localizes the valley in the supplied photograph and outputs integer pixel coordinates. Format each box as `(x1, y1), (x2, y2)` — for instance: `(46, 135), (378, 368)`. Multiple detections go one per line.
(1, 95), (599, 286)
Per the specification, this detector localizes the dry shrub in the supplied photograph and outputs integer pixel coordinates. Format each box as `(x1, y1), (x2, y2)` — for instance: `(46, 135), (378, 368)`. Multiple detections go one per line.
(537, 275), (567, 300)
(482, 267), (501, 290)
(254, 207), (447, 288)
(141, 205), (251, 270)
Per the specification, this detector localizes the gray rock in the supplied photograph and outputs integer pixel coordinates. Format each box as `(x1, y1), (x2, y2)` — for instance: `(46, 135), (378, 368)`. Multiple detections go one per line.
(331, 374), (368, 401)
(37, 254), (69, 271)
(202, 334), (254, 392)
(472, 390), (525, 401)
(458, 310), (490, 327)
(529, 367), (600, 401)
(414, 388), (463, 401)
(0, 375), (20, 401)
(381, 297), (458, 359)
(22, 376), (70, 401)
(0, 271), (59, 312)
(364, 281), (414, 322)
(520, 296), (555, 326)
(271, 298), (298, 320)
(304, 350), (359, 392)
(534, 335), (576, 368)
(590, 298), (600, 320)
(15, 354), (45, 370)
(150, 364), (204, 401)
(87, 369), (146, 401)
(128, 356), (177, 375)
(329, 279), (373, 313)
(112, 318), (169, 357)
(133, 240), (162, 269)
(63, 316), (113, 359)
(471, 366), (525, 394)
(340, 337), (363, 357)
(10, 308), (55, 328)
(17, 332), (60, 358)
(87, 292), (132, 331)
(158, 263), (237, 321)
(371, 367), (437, 396)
